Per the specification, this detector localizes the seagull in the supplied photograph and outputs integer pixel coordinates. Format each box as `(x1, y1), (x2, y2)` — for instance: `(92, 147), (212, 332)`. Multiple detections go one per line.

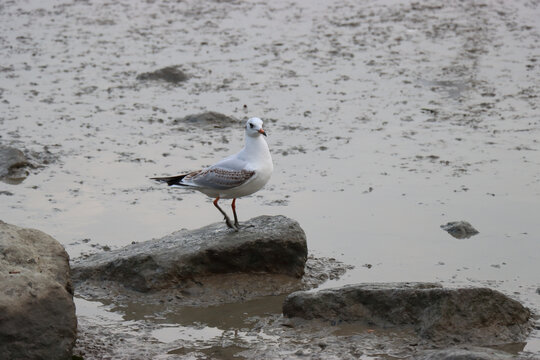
(151, 117), (273, 231)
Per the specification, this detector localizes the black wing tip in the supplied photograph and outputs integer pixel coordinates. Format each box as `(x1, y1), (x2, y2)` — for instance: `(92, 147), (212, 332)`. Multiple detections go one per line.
(151, 174), (188, 186)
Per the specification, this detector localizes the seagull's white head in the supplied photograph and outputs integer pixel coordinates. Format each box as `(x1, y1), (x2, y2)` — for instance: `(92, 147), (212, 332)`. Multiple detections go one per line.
(245, 117), (267, 138)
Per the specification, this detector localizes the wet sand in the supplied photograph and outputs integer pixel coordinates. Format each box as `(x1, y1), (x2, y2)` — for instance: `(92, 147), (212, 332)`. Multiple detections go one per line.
(1, 0), (539, 358)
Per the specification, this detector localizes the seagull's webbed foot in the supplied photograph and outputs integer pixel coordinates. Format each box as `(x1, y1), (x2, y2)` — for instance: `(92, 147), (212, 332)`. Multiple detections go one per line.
(224, 216), (239, 232)
(235, 222), (254, 230)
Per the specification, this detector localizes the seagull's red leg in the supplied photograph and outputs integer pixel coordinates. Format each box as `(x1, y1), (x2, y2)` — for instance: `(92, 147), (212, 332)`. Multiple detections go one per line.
(232, 198), (239, 227)
(213, 197), (236, 230)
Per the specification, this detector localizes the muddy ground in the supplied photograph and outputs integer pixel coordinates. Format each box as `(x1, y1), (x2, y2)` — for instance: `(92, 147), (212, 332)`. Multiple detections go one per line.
(0, 0), (539, 359)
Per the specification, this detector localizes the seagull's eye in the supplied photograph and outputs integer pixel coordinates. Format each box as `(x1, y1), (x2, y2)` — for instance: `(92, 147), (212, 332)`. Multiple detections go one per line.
(249, 123), (254, 129)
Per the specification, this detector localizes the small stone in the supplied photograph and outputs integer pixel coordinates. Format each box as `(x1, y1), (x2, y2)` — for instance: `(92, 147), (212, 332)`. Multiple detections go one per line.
(440, 221), (479, 239)
(0, 145), (30, 180)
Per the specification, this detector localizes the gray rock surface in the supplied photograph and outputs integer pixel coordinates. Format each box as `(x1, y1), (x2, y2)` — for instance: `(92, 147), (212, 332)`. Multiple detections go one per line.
(0, 220), (77, 360)
(0, 145), (29, 180)
(441, 221), (479, 239)
(72, 215), (308, 296)
(283, 282), (531, 345)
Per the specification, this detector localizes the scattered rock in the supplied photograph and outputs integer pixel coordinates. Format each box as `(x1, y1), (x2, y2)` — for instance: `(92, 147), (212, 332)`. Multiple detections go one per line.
(441, 221), (479, 239)
(0, 144), (57, 184)
(0, 145), (30, 182)
(72, 216), (309, 305)
(301, 255), (354, 289)
(171, 111), (239, 129)
(136, 65), (188, 84)
(283, 282), (531, 346)
(0, 220), (77, 360)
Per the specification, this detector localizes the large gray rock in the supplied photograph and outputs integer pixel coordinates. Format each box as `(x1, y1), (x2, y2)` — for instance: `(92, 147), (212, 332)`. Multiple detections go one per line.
(283, 282), (531, 345)
(0, 220), (77, 360)
(72, 216), (308, 299)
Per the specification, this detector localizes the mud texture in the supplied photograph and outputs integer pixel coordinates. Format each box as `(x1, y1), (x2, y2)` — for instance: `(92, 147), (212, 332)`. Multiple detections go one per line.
(72, 257), (354, 359)
(0, 220), (77, 360)
(136, 65), (189, 85)
(171, 111), (240, 130)
(416, 347), (517, 360)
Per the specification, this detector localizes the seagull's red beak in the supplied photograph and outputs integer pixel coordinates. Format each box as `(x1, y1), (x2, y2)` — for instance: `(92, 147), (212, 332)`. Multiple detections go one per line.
(258, 128), (267, 137)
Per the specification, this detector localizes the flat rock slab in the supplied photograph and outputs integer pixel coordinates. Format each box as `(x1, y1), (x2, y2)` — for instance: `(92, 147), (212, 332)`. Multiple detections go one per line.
(283, 282), (531, 346)
(0, 220), (77, 360)
(72, 216), (308, 303)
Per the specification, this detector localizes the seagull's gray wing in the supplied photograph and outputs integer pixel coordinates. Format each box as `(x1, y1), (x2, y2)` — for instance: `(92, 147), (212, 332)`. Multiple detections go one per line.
(183, 167), (255, 190)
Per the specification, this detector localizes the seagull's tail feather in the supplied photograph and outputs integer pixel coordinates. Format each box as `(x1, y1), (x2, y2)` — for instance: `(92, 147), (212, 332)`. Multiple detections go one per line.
(151, 174), (189, 187)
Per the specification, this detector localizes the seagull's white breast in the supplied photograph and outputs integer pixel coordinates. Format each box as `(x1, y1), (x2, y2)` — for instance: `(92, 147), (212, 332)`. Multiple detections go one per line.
(175, 123), (273, 200)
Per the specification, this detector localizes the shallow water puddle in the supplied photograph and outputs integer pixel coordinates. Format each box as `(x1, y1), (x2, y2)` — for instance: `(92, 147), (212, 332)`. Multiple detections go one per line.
(151, 326), (223, 344)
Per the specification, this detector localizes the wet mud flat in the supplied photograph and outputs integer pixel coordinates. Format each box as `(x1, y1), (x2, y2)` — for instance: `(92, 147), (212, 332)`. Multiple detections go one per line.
(72, 256), (355, 360)
(1, 0), (539, 358)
